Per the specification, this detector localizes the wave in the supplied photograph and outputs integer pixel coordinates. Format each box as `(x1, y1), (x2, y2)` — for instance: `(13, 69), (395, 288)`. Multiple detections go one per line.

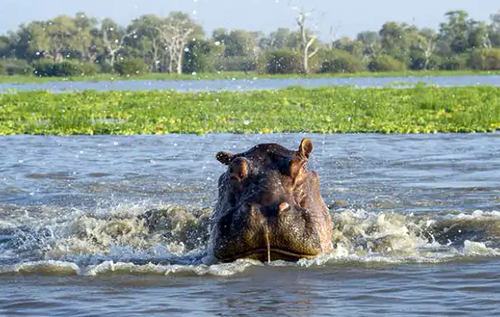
(1, 203), (500, 276)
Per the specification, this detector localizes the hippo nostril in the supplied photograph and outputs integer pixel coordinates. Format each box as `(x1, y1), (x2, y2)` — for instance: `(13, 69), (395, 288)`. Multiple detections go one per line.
(278, 202), (291, 213)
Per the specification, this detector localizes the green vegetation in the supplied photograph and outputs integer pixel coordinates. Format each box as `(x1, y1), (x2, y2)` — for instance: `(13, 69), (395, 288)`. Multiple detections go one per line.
(33, 60), (98, 77)
(113, 58), (149, 76)
(0, 9), (500, 80)
(1, 86), (499, 135)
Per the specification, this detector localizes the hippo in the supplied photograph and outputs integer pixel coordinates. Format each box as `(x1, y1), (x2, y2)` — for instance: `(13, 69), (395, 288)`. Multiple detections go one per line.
(208, 138), (333, 263)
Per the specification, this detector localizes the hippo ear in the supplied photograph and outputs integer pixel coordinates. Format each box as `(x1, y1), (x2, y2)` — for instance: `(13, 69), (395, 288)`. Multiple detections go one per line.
(216, 151), (235, 165)
(290, 139), (313, 182)
(297, 138), (313, 160)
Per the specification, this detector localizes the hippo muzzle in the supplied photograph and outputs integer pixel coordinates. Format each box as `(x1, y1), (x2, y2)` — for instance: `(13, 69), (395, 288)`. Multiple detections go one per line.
(209, 138), (333, 262)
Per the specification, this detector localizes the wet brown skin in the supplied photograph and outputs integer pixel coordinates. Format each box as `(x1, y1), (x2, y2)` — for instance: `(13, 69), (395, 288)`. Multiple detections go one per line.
(209, 138), (333, 262)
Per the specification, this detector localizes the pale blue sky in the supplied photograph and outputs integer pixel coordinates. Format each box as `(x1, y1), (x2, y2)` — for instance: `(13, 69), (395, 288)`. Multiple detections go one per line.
(1, 0), (499, 39)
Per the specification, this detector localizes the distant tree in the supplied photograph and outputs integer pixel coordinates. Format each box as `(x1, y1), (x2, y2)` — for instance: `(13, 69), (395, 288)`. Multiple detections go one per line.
(183, 39), (222, 73)
(332, 37), (364, 58)
(296, 9), (321, 73)
(0, 35), (12, 58)
(379, 22), (418, 64)
(99, 18), (136, 67)
(156, 12), (203, 74)
(212, 29), (261, 57)
(3, 8), (500, 76)
(127, 15), (163, 71)
(415, 28), (438, 70)
(356, 31), (381, 58)
(490, 11), (500, 47)
(74, 12), (100, 63)
(259, 28), (302, 51)
(42, 15), (83, 61)
(468, 20), (491, 49)
(438, 11), (472, 55)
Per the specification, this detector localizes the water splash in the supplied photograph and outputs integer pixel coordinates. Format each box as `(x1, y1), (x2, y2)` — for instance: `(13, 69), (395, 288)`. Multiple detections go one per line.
(1, 203), (500, 276)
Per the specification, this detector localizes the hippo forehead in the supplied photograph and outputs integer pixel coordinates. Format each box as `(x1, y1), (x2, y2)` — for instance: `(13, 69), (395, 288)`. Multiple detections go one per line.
(232, 143), (295, 169)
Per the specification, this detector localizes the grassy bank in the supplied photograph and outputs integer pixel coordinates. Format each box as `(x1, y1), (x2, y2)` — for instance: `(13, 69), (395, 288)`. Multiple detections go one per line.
(1, 70), (500, 84)
(1, 86), (499, 135)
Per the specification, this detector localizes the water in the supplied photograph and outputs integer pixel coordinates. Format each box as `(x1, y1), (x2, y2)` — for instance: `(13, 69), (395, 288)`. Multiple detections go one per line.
(1, 133), (500, 315)
(1, 74), (500, 93)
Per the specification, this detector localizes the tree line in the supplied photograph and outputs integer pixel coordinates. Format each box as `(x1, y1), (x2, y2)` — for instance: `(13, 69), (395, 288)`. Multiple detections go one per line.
(0, 9), (499, 77)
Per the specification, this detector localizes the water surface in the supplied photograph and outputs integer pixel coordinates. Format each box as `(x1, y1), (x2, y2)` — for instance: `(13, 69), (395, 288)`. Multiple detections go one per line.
(1, 74), (500, 93)
(1, 133), (500, 315)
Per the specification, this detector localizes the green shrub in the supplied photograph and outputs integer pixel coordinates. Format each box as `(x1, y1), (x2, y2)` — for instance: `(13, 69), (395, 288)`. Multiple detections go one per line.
(183, 40), (220, 73)
(408, 51), (442, 70)
(319, 49), (365, 73)
(439, 54), (468, 70)
(258, 49), (302, 74)
(467, 48), (500, 70)
(97, 61), (114, 74)
(0, 59), (33, 75)
(368, 55), (406, 72)
(113, 58), (149, 76)
(33, 60), (98, 77)
(212, 56), (256, 72)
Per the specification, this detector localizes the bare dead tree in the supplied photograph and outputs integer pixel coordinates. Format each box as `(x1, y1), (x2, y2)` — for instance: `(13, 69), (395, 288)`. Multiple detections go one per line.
(102, 28), (135, 67)
(157, 20), (193, 74)
(149, 32), (160, 72)
(156, 27), (174, 72)
(297, 9), (320, 73)
(423, 37), (436, 70)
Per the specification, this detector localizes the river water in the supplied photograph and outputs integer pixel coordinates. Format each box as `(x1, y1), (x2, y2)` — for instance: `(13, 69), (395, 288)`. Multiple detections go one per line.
(1, 133), (500, 315)
(1, 74), (500, 92)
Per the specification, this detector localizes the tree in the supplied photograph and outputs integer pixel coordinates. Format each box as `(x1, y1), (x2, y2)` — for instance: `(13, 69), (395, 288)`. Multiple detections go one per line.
(212, 29), (260, 57)
(156, 12), (203, 74)
(74, 12), (100, 63)
(490, 11), (500, 47)
(99, 18), (135, 67)
(183, 39), (221, 73)
(468, 20), (491, 49)
(418, 28), (438, 70)
(0, 35), (12, 58)
(438, 11), (471, 54)
(379, 22), (410, 63)
(332, 37), (363, 58)
(128, 15), (163, 71)
(356, 31), (381, 58)
(259, 28), (301, 51)
(43, 15), (82, 61)
(296, 9), (320, 73)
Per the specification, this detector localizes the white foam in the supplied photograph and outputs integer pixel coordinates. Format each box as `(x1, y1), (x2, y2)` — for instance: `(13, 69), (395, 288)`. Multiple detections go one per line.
(83, 259), (259, 277)
(2, 204), (500, 276)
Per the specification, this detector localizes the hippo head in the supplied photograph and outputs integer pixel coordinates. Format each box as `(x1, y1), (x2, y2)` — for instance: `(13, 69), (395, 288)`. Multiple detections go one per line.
(209, 138), (333, 262)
